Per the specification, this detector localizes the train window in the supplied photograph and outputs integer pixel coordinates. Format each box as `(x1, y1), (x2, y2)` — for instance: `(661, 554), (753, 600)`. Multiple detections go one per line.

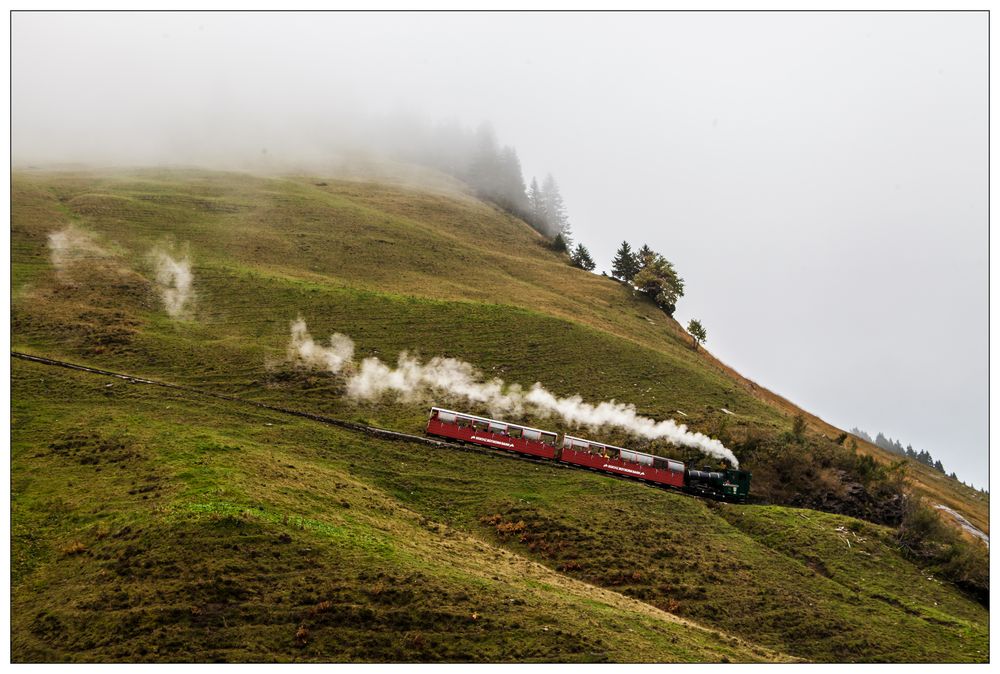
(508, 427), (523, 439)
(621, 449), (654, 466)
(541, 433), (557, 446)
(457, 417), (473, 428)
(523, 429), (541, 441)
(667, 459), (684, 473)
(437, 411), (457, 424)
(473, 421), (489, 432)
(489, 422), (508, 434)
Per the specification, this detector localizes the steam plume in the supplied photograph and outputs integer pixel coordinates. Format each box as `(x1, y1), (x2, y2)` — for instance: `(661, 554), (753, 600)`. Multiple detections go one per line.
(153, 251), (194, 318)
(288, 317), (355, 373)
(47, 226), (107, 273)
(287, 319), (738, 467)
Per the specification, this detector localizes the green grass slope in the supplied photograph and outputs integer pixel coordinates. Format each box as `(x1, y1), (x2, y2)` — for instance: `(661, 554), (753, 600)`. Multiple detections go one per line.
(10, 167), (986, 533)
(13, 360), (778, 663)
(10, 167), (989, 662)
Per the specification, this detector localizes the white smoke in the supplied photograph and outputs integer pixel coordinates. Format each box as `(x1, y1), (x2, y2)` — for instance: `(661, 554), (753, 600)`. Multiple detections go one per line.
(287, 317), (355, 373)
(286, 319), (739, 467)
(347, 352), (527, 411)
(522, 386), (738, 466)
(47, 225), (108, 273)
(153, 251), (194, 318)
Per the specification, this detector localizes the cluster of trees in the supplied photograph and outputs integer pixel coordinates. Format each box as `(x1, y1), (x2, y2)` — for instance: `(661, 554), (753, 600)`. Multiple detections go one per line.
(382, 117), (607, 276)
(390, 120), (573, 241)
(609, 241), (685, 315)
(461, 133), (602, 273)
(386, 118), (705, 323)
(849, 427), (955, 479)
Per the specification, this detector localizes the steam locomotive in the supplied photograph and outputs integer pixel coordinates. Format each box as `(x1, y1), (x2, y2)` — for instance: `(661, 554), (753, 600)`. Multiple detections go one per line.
(425, 407), (751, 501)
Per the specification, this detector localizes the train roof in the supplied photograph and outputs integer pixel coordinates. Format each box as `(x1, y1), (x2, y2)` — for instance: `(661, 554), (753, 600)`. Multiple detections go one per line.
(562, 433), (631, 454)
(430, 407), (557, 437)
(563, 433), (683, 466)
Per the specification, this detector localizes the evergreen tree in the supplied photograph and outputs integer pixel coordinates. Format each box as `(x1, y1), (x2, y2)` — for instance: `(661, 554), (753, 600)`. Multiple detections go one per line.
(933, 459), (945, 473)
(571, 243), (596, 271)
(611, 241), (640, 281)
(495, 146), (529, 216)
(637, 244), (655, 268)
(850, 427), (873, 443)
(550, 232), (569, 253)
(467, 122), (499, 193)
(541, 174), (570, 242)
(558, 221), (574, 250)
(527, 177), (545, 231)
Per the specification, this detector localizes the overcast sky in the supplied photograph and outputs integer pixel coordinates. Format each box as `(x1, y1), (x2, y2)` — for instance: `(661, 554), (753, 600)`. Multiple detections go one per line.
(12, 12), (988, 488)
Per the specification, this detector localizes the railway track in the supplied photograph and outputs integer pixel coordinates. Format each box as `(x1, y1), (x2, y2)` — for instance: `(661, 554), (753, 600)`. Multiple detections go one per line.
(13, 351), (726, 497)
(10, 350), (573, 473)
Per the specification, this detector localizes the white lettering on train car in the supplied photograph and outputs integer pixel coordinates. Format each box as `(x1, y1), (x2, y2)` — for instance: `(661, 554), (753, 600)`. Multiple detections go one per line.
(602, 463), (646, 476)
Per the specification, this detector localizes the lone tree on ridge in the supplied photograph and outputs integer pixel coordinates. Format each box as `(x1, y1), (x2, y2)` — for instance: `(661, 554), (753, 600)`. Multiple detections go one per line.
(687, 318), (707, 351)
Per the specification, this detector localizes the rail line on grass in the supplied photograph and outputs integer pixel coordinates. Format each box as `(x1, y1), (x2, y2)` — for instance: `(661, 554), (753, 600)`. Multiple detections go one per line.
(10, 350), (581, 475)
(13, 350), (726, 496)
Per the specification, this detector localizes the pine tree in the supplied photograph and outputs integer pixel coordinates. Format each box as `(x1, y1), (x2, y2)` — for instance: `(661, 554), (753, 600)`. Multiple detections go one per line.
(558, 221), (574, 250)
(527, 177), (545, 231)
(850, 427), (873, 443)
(495, 146), (529, 216)
(467, 122), (499, 195)
(541, 174), (570, 241)
(571, 243), (596, 271)
(637, 244), (655, 268)
(611, 241), (640, 281)
(551, 232), (569, 253)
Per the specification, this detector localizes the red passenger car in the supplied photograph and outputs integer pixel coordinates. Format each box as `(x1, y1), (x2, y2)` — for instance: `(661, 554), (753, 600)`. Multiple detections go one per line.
(425, 407), (559, 460)
(424, 407), (749, 499)
(558, 434), (686, 488)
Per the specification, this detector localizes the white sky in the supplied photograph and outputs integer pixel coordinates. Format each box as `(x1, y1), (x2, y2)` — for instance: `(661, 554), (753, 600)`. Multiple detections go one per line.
(12, 11), (989, 488)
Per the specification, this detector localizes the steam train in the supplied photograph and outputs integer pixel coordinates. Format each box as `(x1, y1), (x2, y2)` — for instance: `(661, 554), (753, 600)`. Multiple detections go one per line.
(425, 407), (751, 501)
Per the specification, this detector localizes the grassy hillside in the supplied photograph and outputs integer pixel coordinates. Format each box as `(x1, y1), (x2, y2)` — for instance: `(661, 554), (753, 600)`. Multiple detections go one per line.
(10, 167), (989, 662)
(14, 360), (787, 663)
